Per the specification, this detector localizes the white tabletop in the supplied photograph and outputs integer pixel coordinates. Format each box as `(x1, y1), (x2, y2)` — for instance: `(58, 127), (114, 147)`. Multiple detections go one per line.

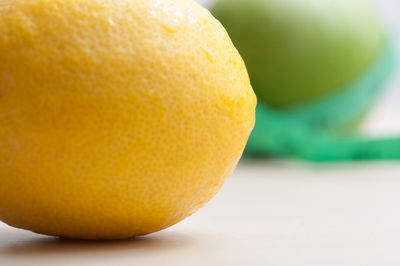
(2, 160), (400, 266)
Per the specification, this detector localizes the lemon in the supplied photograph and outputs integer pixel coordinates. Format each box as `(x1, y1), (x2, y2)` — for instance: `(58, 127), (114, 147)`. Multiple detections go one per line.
(0, 0), (256, 239)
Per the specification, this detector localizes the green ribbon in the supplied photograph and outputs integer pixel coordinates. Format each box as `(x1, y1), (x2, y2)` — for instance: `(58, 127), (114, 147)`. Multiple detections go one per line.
(245, 40), (398, 161)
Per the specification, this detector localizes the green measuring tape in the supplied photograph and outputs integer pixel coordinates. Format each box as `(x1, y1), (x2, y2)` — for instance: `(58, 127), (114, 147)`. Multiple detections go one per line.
(245, 41), (398, 161)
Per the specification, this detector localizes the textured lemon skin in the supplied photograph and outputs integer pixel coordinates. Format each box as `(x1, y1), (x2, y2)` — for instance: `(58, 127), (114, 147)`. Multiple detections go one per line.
(0, 0), (256, 239)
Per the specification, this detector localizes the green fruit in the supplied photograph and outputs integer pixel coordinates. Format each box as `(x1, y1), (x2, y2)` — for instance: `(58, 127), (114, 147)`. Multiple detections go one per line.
(212, 0), (384, 107)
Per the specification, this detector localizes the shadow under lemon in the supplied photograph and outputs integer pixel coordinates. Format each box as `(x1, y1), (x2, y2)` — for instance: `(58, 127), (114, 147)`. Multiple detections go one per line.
(0, 226), (195, 261)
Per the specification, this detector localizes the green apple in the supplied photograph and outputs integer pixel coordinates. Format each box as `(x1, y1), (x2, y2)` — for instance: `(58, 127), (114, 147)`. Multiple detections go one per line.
(212, 0), (384, 107)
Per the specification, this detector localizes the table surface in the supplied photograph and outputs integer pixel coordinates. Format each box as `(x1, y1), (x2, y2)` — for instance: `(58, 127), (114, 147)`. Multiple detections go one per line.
(1, 0), (400, 265)
(2, 160), (400, 266)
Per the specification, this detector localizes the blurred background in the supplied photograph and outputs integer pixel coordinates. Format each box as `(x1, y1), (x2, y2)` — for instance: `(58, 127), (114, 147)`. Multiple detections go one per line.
(198, 0), (400, 161)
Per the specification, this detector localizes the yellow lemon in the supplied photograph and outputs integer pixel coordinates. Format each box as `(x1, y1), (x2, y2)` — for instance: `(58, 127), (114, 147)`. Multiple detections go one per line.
(0, 0), (256, 239)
